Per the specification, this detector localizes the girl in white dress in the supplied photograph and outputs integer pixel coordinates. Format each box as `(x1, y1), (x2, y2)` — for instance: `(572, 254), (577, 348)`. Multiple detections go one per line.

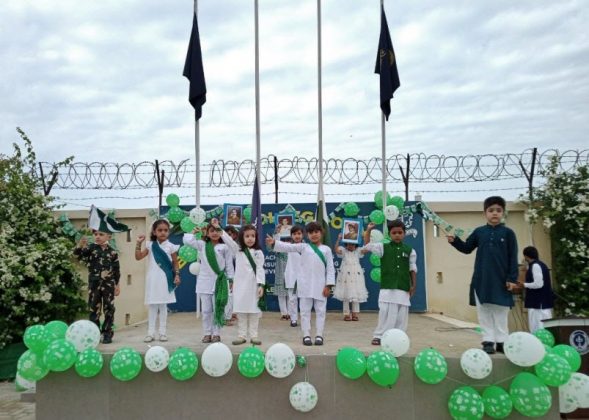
(212, 219), (265, 345)
(333, 233), (368, 321)
(135, 220), (181, 342)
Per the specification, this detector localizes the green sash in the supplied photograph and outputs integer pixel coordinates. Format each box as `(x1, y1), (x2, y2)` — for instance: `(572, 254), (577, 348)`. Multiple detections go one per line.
(152, 241), (175, 293)
(205, 241), (228, 327)
(243, 247), (257, 272)
(309, 243), (326, 267)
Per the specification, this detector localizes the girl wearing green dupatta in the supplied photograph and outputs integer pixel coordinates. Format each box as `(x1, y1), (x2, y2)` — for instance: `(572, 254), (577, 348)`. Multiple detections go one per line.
(183, 223), (235, 343)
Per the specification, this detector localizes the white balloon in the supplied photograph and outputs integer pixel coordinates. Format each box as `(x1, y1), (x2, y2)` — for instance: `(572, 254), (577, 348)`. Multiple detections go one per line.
(381, 329), (410, 357)
(559, 385), (580, 413)
(504, 332), (545, 367)
(65, 320), (101, 352)
(290, 382), (318, 413)
(201, 342), (233, 377)
(189, 207), (206, 225)
(15, 372), (36, 392)
(384, 205), (400, 221)
(265, 343), (295, 378)
(144, 346), (170, 372)
(460, 348), (493, 379)
(562, 373), (589, 408)
(370, 229), (384, 243)
(189, 262), (201, 275)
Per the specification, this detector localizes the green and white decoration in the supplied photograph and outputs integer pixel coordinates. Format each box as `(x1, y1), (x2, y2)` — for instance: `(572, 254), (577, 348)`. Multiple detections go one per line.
(289, 382), (318, 413)
(414, 348), (448, 385)
(65, 320), (101, 352)
(503, 332), (545, 367)
(201, 342), (233, 377)
(447, 386), (484, 420)
(460, 349), (492, 380)
(168, 347), (198, 381)
(482, 386), (512, 419)
(144, 346), (170, 373)
(110, 347), (142, 382)
(264, 343), (295, 379)
(380, 328), (410, 357)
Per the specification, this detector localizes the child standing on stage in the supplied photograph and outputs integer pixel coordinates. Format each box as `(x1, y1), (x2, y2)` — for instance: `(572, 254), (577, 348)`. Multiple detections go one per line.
(184, 223), (234, 343)
(363, 220), (417, 345)
(266, 221), (335, 346)
(74, 229), (121, 344)
(447, 196), (519, 354)
(283, 225), (304, 327)
(212, 219), (265, 345)
(272, 233), (290, 321)
(333, 233), (368, 321)
(135, 219), (181, 343)
(224, 226), (239, 326)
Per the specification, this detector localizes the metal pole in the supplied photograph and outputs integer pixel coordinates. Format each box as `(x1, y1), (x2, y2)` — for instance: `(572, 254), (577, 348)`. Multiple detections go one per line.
(194, 0), (201, 206)
(274, 155), (279, 204)
(254, 0), (261, 194)
(317, 0), (324, 190)
(381, 113), (387, 232)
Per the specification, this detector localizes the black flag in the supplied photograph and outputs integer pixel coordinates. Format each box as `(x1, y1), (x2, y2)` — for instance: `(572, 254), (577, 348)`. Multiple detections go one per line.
(183, 13), (207, 120)
(375, 6), (400, 121)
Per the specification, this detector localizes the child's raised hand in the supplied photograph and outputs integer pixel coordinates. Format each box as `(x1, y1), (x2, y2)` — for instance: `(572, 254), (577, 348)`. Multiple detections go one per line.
(265, 234), (275, 246)
(337, 233), (342, 240)
(366, 222), (376, 230)
(191, 226), (200, 234)
(136, 234), (146, 244)
(211, 218), (220, 229)
(78, 236), (88, 248)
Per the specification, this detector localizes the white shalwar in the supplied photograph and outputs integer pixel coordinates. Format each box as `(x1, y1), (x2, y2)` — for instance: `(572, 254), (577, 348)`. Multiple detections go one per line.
(475, 293), (509, 343)
(525, 263), (553, 332)
(144, 240), (180, 336)
(183, 234), (235, 336)
(363, 242), (417, 337)
(273, 241), (335, 338)
(284, 245), (302, 322)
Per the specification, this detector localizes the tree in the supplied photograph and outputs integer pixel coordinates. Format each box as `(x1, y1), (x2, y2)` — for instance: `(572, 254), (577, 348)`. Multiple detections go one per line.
(0, 128), (86, 349)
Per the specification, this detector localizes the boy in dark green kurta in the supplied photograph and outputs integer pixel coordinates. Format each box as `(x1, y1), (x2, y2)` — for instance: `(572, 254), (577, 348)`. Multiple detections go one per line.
(447, 196), (519, 354)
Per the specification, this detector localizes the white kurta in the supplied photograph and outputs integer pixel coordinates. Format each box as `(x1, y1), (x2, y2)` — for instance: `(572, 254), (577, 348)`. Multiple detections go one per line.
(273, 241), (335, 301)
(284, 246), (302, 289)
(221, 231), (266, 313)
(182, 234), (235, 294)
(144, 240), (180, 305)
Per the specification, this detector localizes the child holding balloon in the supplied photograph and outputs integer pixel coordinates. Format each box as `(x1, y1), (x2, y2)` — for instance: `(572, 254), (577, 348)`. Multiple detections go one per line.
(211, 219), (265, 345)
(363, 220), (417, 345)
(183, 222), (235, 343)
(135, 219), (181, 343)
(333, 233), (368, 321)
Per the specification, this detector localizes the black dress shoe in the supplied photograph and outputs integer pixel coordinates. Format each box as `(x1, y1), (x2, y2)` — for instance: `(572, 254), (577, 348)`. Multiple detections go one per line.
(482, 341), (496, 354)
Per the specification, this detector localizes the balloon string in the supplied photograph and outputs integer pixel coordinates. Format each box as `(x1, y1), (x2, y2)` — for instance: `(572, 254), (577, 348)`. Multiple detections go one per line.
(396, 357), (522, 389)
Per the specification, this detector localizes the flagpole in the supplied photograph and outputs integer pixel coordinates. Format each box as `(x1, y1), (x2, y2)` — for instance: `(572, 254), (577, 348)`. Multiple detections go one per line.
(194, 0), (201, 206)
(380, 0), (387, 233)
(317, 0), (324, 202)
(254, 0), (261, 195)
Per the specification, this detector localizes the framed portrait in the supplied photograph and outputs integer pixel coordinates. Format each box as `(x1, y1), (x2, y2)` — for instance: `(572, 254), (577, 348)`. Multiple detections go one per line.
(341, 218), (363, 244)
(223, 203), (243, 228)
(275, 211), (295, 238)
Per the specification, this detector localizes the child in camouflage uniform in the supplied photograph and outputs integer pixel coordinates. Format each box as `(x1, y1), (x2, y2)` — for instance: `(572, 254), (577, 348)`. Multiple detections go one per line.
(74, 229), (120, 344)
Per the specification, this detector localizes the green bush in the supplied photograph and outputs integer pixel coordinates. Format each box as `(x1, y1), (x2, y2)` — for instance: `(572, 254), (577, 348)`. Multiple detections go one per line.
(0, 128), (86, 349)
(527, 158), (589, 317)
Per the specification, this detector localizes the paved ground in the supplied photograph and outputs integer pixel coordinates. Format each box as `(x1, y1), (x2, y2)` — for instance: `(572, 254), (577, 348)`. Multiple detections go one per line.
(0, 311), (492, 420)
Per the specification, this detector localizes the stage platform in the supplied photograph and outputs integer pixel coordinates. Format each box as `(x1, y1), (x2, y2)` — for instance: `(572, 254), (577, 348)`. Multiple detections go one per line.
(34, 312), (561, 420)
(97, 312), (483, 356)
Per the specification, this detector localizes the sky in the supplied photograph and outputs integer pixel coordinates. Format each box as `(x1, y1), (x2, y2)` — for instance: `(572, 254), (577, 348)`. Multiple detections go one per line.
(1, 0), (588, 209)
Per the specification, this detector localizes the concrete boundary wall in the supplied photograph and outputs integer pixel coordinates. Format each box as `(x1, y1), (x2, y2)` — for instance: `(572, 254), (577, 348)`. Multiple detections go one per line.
(36, 355), (559, 420)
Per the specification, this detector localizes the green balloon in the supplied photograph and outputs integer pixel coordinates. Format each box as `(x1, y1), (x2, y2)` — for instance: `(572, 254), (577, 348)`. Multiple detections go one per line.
(343, 202), (360, 217)
(414, 348), (448, 384)
(370, 268), (381, 283)
(167, 206), (185, 223)
(17, 350), (49, 381)
(366, 351), (399, 387)
(369, 253), (381, 267)
(336, 347), (367, 380)
(110, 347), (142, 381)
(180, 217), (197, 233)
(296, 355), (307, 368)
(369, 209), (385, 224)
(482, 386), (512, 419)
(243, 207), (252, 223)
(75, 348), (104, 378)
(168, 347), (198, 381)
(535, 353), (572, 386)
(165, 193), (180, 207)
(533, 329), (555, 347)
(390, 196), (405, 211)
(510, 372), (551, 417)
(374, 191), (392, 209)
(45, 320), (68, 341)
(178, 245), (198, 263)
(448, 386), (484, 420)
(24, 325), (51, 353)
(43, 339), (77, 372)
(237, 347), (265, 379)
(552, 344), (581, 372)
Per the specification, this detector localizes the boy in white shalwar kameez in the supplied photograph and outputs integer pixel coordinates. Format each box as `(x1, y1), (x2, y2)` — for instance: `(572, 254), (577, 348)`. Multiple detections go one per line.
(283, 225), (305, 327)
(183, 224), (234, 343)
(266, 221), (335, 346)
(211, 219), (266, 345)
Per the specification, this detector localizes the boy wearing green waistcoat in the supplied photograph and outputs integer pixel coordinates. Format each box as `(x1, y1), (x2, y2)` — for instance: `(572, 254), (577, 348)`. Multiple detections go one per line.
(363, 220), (417, 346)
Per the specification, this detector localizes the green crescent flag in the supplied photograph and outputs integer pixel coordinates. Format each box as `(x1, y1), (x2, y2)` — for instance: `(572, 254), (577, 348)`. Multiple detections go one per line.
(88, 205), (130, 233)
